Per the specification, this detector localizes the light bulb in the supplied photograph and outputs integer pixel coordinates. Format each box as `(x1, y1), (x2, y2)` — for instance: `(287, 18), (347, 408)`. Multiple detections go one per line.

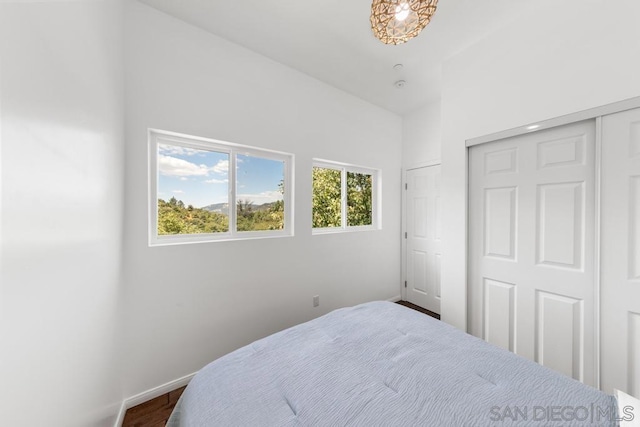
(395, 2), (410, 21)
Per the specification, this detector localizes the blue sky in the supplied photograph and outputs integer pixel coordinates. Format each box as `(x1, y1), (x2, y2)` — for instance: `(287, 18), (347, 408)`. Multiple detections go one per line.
(158, 144), (284, 209)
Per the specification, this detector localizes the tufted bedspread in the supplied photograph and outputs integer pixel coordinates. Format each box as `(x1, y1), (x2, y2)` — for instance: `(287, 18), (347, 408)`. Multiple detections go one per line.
(167, 301), (617, 426)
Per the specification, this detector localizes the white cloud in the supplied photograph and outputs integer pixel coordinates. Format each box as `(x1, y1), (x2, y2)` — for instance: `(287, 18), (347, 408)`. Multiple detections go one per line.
(211, 159), (229, 175)
(158, 152), (231, 180)
(158, 144), (203, 157)
(205, 178), (228, 184)
(159, 154), (212, 177)
(237, 190), (283, 205)
(172, 190), (184, 194)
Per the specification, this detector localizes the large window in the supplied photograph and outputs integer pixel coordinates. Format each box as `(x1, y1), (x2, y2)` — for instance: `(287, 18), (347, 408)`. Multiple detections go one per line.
(149, 130), (293, 245)
(312, 160), (379, 233)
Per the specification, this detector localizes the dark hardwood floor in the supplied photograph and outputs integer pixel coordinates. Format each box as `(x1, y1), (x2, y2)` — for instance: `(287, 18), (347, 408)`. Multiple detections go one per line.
(122, 386), (185, 427)
(122, 301), (438, 426)
(395, 300), (441, 320)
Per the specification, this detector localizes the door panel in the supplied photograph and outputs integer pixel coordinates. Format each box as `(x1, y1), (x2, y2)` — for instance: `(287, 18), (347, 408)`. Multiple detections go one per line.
(413, 197), (427, 238)
(630, 122), (640, 157)
(406, 165), (441, 313)
(628, 313), (640, 396)
(434, 253), (441, 299)
(631, 176), (640, 280)
(485, 148), (517, 174)
(483, 278), (516, 352)
(411, 251), (428, 293)
(535, 291), (583, 381)
(536, 182), (584, 269)
(469, 120), (596, 386)
(484, 187), (517, 259)
(537, 135), (586, 169)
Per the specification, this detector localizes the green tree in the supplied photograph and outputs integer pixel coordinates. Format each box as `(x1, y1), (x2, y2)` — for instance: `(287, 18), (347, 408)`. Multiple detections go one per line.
(268, 179), (285, 230)
(347, 172), (372, 226)
(158, 210), (186, 235)
(236, 198), (284, 232)
(237, 199), (253, 216)
(312, 167), (342, 227)
(157, 198), (228, 235)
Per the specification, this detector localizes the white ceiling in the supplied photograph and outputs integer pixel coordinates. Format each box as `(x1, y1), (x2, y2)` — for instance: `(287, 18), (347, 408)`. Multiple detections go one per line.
(139, 0), (541, 115)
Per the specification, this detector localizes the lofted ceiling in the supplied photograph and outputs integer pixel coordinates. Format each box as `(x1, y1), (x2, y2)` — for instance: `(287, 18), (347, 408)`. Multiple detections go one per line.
(139, 0), (542, 115)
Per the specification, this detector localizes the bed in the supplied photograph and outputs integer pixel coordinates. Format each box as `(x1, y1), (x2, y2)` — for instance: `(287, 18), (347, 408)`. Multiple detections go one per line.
(167, 301), (619, 426)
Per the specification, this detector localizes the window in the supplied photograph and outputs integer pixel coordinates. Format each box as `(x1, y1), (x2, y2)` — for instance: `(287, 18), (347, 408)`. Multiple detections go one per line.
(149, 129), (293, 245)
(312, 160), (379, 233)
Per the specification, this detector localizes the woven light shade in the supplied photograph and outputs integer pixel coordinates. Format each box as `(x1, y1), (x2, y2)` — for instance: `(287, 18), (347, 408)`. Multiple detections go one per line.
(370, 0), (438, 45)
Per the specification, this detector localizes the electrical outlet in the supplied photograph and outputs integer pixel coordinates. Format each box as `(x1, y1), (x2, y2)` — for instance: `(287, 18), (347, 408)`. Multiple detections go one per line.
(313, 295), (320, 307)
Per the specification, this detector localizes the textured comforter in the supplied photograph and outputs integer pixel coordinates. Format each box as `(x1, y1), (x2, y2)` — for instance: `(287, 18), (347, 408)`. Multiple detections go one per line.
(167, 301), (617, 426)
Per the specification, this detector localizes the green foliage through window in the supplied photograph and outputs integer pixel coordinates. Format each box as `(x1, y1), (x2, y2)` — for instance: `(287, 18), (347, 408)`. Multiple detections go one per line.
(236, 197), (284, 232)
(312, 163), (376, 230)
(312, 167), (342, 228)
(158, 197), (229, 235)
(347, 172), (372, 226)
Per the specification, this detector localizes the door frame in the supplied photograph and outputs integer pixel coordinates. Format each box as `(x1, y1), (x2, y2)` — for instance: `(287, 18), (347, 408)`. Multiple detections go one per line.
(465, 96), (640, 390)
(401, 160), (441, 302)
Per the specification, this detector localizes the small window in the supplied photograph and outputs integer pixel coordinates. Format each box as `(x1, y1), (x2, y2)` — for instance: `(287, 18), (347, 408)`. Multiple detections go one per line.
(312, 160), (379, 233)
(149, 130), (293, 245)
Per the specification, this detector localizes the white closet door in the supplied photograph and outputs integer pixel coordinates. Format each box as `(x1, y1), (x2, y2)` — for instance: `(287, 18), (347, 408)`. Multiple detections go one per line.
(405, 165), (442, 313)
(469, 120), (597, 386)
(601, 108), (640, 397)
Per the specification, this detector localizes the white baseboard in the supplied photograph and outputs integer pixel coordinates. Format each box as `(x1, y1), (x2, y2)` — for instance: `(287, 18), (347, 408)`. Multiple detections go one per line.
(114, 401), (127, 427)
(114, 371), (197, 427)
(387, 294), (402, 302)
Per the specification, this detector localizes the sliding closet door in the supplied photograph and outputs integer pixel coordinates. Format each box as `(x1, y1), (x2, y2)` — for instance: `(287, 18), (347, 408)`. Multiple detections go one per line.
(469, 120), (597, 386)
(601, 108), (640, 397)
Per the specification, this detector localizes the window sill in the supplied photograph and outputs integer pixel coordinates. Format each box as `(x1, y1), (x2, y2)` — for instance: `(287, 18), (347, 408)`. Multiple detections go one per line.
(312, 226), (379, 235)
(149, 230), (294, 247)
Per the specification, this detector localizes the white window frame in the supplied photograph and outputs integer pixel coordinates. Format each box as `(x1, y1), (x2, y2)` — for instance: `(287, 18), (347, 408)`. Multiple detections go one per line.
(312, 159), (381, 234)
(149, 129), (294, 246)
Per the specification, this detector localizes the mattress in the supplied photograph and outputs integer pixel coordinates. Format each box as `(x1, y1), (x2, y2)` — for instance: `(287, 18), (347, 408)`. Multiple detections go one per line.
(167, 301), (617, 426)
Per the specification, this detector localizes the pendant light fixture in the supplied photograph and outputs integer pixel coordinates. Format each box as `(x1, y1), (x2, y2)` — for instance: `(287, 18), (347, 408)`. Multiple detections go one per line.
(370, 0), (438, 45)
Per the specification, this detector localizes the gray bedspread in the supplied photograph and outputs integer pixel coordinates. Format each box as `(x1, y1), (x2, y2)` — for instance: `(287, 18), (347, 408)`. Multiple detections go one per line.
(167, 301), (617, 426)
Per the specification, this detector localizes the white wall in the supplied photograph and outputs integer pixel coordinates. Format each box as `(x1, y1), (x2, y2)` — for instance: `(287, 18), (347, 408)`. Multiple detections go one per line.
(440, 0), (640, 329)
(402, 99), (441, 168)
(122, 1), (402, 397)
(0, 1), (124, 426)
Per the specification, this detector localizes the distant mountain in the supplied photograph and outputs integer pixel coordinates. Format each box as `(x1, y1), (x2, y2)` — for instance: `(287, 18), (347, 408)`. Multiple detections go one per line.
(253, 202), (278, 212)
(201, 201), (278, 215)
(201, 203), (229, 215)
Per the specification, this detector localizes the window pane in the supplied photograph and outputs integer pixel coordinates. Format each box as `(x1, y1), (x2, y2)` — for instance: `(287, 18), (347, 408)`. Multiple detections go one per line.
(312, 167), (342, 228)
(157, 144), (229, 235)
(236, 154), (285, 232)
(347, 172), (372, 226)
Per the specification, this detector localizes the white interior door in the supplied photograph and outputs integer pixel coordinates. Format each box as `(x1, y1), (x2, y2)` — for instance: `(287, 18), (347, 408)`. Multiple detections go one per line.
(405, 165), (441, 313)
(601, 108), (640, 397)
(469, 120), (597, 386)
